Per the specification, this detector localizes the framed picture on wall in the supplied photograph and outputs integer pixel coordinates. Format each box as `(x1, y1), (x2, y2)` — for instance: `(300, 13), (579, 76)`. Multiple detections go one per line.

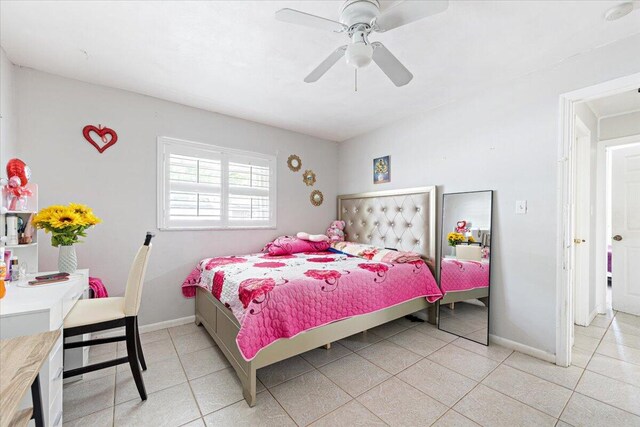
(373, 156), (390, 184)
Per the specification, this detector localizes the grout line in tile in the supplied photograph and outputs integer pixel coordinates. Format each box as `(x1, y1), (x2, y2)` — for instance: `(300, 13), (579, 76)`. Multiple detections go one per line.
(308, 397), (389, 427)
(354, 339), (424, 375)
(555, 390), (575, 426)
(572, 390), (640, 419)
(263, 387), (307, 427)
(171, 327), (206, 419)
(427, 408), (476, 427)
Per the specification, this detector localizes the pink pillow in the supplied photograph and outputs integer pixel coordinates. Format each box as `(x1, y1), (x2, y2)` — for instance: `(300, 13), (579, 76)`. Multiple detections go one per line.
(263, 236), (330, 256)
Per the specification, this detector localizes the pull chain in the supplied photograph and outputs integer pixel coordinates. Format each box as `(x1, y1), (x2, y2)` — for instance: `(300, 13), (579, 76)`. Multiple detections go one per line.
(355, 69), (358, 92)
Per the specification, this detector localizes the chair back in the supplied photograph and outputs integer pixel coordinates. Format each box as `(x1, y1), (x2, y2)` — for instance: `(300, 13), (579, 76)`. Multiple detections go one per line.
(124, 233), (154, 316)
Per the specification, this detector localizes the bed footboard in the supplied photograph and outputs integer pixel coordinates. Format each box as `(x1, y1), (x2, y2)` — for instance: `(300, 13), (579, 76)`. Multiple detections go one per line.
(195, 287), (257, 406)
(195, 287), (435, 407)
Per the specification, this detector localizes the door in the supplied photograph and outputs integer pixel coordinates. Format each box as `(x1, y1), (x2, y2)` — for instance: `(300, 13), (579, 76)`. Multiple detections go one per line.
(611, 143), (640, 315)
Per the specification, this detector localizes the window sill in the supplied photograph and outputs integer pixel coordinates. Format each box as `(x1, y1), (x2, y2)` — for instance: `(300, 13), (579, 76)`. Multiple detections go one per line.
(158, 225), (277, 232)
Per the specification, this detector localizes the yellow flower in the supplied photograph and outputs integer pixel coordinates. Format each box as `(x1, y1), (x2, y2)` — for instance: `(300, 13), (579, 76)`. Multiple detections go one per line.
(69, 203), (92, 216)
(81, 212), (102, 226)
(48, 209), (82, 229)
(467, 236), (476, 243)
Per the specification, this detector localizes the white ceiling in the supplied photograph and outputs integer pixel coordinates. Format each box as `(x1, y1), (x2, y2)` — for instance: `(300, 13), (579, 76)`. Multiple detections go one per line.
(1, 1), (639, 141)
(588, 88), (640, 118)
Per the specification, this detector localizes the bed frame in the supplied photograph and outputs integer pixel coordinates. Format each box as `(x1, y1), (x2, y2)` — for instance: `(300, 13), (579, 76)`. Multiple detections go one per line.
(440, 287), (489, 305)
(195, 186), (438, 406)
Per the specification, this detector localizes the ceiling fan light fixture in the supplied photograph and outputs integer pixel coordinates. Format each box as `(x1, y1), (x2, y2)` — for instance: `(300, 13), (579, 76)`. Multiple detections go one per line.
(345, 42), (373, 68)
(604, 2), (634, 21)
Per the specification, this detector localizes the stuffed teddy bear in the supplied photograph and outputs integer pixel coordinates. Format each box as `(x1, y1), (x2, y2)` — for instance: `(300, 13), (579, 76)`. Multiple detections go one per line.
(326, 220), (345, 242)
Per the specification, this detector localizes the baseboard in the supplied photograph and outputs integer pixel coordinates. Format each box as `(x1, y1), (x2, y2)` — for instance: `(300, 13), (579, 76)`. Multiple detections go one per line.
(587, 307), (599, 324)
(489, 334), (556, 364)
(91, 315), (196, 338)
(138, 315), (196, 334)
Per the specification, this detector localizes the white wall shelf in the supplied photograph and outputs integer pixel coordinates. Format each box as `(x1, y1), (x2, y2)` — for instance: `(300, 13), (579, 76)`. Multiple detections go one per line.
(6, 243), (38, 249)
(2, 183), (38, 273)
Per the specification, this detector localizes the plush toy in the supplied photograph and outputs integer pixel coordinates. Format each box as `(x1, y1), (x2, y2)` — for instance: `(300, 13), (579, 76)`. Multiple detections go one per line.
(4, 158), (32, 210)
(6, 158), (31, 187)
(296, 232), (330, 242)
(326, 220), (345, 242)
(455, 220), (469, 234)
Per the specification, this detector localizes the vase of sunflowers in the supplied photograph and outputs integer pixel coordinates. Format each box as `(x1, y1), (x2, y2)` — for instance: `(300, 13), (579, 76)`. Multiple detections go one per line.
(32, 203), (101, 274)
(447, 232), (466, 257)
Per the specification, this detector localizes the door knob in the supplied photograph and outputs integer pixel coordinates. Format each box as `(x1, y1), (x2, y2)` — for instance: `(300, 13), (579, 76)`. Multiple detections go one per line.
(573, 238), (585, 244)
(613, 235), (623, 241)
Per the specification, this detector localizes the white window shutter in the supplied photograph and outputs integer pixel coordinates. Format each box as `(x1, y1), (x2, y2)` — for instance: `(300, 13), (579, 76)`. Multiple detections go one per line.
(157, 137), (276, 230)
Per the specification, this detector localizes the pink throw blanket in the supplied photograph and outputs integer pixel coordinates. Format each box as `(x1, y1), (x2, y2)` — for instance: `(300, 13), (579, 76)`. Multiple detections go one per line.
(440, 259), (489, 292)
(89, 277), (109, 298)
(182, 251), (442, 361)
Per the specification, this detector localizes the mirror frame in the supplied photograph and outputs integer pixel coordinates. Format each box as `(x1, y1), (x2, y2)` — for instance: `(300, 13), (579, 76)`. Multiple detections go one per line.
(287, 154), (302, 172)
(303, 169), (316, 187)
(310, 190), (323, 206)
(437, 190), (494, 346)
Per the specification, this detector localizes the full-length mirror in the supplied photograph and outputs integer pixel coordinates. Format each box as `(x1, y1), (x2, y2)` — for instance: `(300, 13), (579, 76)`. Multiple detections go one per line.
(438, 190), (493, 345)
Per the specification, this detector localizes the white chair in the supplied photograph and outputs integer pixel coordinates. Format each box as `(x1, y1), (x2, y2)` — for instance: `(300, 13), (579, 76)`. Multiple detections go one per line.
(63, 233), (154, 400)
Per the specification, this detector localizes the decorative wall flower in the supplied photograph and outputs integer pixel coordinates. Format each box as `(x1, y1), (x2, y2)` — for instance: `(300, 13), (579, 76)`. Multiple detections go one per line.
(302, 169), (316, 186)
(310, 190), (323, 206)
(287, 154), (302, 172)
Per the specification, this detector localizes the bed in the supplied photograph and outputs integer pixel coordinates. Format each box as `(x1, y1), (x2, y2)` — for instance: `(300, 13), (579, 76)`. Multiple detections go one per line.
(439, 258), (490, 305)
(184, 186), (439, 406)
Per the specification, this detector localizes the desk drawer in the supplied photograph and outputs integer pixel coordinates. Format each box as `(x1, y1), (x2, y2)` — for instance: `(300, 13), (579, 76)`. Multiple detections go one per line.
(49, 386), (63, 427)
(62, 287), (85, 320)
(49, 331), (64, 405)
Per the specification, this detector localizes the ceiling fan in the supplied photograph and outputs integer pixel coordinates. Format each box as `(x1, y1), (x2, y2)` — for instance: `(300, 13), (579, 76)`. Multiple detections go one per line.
(275, 0), (449, 87)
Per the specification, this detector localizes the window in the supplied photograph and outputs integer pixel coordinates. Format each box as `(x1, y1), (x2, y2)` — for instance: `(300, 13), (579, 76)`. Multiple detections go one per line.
(157, 137), (276, 230)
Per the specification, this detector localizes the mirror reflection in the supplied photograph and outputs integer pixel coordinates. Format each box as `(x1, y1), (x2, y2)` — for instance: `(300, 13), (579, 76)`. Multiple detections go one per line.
(438, 190), (493, 345)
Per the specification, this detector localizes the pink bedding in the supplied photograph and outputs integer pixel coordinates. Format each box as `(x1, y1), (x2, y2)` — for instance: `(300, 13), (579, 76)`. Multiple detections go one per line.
(262, 236), (330, 256)
(440, 258), (490, 292)
(182, 251), (442, 361)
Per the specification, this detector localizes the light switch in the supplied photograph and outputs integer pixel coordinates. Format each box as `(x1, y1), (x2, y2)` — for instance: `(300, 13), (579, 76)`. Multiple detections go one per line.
(516, 200), (527, 214)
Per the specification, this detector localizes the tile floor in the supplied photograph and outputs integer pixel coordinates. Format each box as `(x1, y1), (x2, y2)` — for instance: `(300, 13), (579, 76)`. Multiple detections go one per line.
(62, 311), (640, 426)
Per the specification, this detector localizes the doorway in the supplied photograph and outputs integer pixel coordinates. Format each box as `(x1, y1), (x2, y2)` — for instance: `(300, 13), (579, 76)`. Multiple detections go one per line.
(557, 73), (640, 368)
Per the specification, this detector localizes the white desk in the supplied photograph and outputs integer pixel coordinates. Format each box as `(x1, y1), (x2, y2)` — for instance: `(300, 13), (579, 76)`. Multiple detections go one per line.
(0, 270), (89, 427)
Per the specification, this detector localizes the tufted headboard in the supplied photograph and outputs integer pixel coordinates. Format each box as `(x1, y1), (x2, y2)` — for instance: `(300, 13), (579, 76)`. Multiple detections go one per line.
(337, 187), (437, 264)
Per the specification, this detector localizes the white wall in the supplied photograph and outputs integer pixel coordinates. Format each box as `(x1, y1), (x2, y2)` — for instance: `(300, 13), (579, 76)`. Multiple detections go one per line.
(0, 47), (18, 166)
(443, 191), (492, 238)
(16, 68), (338, 325)
(338, 34), (640, 355)
(600, 110), (640, 141)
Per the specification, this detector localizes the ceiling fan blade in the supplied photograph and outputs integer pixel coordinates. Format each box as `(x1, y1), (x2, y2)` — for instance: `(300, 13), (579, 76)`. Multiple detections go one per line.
(275, 8), (347, 33)
(371, 42), (413, 87)
(373, 0), (448, 32)
(304, 46), (348, 83)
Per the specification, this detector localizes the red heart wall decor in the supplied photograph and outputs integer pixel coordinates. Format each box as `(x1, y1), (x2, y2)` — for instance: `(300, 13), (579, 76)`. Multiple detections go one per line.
(83, 124), (118, 153)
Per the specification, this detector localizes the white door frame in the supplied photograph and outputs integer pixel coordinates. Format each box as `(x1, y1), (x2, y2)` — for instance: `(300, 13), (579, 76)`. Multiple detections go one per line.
(573, 116), (591, 327)
(556, 71), (640, 367)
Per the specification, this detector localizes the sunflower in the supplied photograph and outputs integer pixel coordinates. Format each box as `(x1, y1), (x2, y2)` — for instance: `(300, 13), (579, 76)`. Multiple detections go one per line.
(69, 203), (92, 216)
(79, 212), (102, 226)
(34, 203), (102, 246)
(48, 209), (82, 229)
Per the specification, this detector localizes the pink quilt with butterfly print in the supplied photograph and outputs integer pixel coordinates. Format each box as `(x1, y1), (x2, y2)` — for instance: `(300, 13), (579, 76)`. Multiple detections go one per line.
(440, 258), (490, 292)
(182, 251), (442, 361)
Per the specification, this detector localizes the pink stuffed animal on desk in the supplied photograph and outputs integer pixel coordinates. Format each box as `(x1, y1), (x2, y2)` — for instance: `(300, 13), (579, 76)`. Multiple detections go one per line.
(326, 220), (345, 242)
